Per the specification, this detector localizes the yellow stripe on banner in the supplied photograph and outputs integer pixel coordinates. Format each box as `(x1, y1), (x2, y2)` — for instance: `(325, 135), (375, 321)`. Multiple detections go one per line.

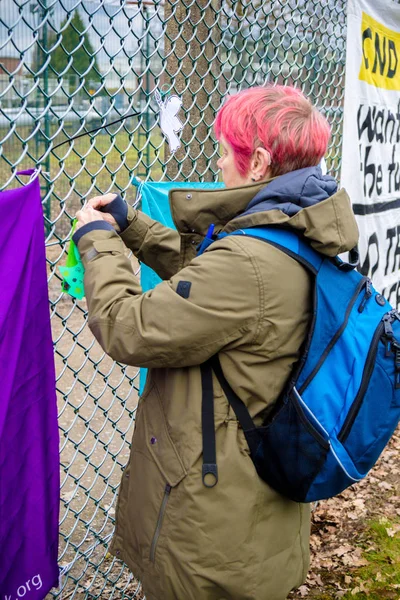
(359, 12), (400, 91)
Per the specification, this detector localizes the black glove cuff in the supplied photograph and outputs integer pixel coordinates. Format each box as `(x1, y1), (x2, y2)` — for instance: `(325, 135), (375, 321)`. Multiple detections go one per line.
(100, 194), (129, 232)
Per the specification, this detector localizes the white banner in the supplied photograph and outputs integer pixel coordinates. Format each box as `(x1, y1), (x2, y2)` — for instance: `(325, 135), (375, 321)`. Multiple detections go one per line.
(341, 0), (400, 307)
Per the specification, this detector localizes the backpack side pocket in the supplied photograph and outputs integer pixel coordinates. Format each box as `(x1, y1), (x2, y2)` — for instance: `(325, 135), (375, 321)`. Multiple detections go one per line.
(246, 391), (330, 503)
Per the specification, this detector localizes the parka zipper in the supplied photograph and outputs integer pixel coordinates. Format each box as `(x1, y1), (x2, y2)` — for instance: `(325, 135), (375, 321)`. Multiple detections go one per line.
(299, 277), (369, 394)
(338, 310), (400, 443)
(150, 483), (171, 563)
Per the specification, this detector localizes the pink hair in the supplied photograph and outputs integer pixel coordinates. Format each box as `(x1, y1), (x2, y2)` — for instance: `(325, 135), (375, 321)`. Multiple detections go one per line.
(214, 86), (331, 178)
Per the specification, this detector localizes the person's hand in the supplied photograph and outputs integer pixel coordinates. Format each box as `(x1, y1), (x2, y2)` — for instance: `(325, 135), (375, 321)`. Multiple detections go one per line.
(87, 193), (117, 210)
(87, 193), (120, 231)
(75, 206), (107, 231)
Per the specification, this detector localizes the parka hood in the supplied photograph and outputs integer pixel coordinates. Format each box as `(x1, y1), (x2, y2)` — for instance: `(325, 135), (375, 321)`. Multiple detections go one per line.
(169, 166), (359, 257)
(231, 166), (359, 257)
(241, 166), (338, 218)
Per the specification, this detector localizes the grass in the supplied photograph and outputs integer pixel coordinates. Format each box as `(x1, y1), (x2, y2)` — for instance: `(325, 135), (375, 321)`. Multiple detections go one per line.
(303, 517), (400, 600)
(340, 518), (400, 600)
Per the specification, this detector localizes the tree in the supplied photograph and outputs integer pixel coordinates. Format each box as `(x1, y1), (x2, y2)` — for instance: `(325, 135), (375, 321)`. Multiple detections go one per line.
(50, 11), (101, 86)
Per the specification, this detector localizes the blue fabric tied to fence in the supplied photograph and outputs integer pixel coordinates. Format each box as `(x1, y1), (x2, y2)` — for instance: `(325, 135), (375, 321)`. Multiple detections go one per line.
(133, 179), (225, 395)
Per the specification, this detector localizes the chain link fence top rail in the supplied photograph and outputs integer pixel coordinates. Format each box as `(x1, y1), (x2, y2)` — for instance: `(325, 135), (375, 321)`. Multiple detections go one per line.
(0, 0), (347, 597)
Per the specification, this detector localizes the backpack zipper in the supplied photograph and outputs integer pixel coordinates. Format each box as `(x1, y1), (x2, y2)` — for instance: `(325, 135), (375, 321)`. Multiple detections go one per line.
(292, 388), (330, 449)
(150, 483), (171, 563)
(338, 313), (393, 443)
(299, 277), (369, 394)
(383, 310), (400, 389)
(358, 279), (372, 313)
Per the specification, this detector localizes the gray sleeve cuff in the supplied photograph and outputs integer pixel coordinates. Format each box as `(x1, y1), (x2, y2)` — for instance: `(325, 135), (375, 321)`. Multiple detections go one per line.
(73, 221), (115, 246)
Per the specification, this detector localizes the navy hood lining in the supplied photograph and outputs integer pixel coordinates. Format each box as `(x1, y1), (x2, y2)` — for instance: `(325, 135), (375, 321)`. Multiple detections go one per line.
(241, 166), (338, 219)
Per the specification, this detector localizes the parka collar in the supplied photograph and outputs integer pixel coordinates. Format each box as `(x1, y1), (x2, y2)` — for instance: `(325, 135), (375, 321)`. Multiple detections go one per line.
(169, 180), (270, 235)
(169, 171), (359, 257)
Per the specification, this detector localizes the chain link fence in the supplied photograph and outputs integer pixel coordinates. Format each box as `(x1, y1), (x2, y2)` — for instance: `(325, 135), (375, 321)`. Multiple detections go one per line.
(0, 1), (347, 597)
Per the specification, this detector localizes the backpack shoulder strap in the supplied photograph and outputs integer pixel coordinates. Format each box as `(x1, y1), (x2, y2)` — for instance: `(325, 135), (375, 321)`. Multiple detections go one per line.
(199, 227), (323, 490)
(224, 227), (324, 274)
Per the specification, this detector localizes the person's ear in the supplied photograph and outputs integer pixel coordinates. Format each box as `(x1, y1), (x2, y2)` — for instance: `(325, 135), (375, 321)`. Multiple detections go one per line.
(249, 147), (271, 182)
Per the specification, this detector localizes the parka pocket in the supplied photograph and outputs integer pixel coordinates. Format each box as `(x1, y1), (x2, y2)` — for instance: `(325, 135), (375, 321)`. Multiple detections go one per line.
(150, 483), (171, 563)
(127, 383), (187, 564)
(142, 385), (187, 486)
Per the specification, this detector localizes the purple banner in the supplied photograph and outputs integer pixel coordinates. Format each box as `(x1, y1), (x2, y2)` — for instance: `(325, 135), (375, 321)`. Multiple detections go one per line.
(0, 171), (60, 599)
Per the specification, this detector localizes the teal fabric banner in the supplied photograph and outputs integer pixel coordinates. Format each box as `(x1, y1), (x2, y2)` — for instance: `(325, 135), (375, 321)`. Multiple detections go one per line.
(133, 179), (224, 394)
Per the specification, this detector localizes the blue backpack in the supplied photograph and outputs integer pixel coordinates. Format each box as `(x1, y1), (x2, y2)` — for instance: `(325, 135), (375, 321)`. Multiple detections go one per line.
(199, 226), (400, 502)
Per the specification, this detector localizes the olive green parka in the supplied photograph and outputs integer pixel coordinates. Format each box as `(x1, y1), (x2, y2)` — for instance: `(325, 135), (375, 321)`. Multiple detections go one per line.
(76, 179), (358, 600)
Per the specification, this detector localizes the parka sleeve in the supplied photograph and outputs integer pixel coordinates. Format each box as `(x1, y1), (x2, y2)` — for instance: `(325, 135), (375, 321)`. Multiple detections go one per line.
(78, 228), (262, 369)
(119, 206), (181, 279)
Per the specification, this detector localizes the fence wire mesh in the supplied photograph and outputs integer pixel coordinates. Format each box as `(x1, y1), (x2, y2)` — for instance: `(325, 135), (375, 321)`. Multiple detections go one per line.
(0, 0), (347, 597)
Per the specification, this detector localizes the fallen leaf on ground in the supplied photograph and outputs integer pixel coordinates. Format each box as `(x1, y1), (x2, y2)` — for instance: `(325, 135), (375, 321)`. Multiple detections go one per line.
(386, 524), (400, 537)
(297, 586), (308, 597)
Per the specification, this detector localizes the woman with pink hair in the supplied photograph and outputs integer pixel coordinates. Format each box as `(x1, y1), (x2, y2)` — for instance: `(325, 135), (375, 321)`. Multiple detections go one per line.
(74, 85), (358, 599)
